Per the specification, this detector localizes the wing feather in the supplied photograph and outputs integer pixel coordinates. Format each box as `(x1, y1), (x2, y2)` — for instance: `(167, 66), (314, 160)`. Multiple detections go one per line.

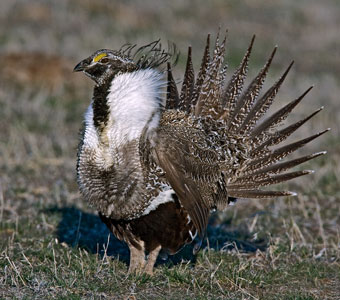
(153, 143), (210, 236)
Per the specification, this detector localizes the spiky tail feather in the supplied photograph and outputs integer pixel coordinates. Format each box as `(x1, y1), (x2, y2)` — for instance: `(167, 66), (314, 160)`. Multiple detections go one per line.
(166, 33), (327, 199)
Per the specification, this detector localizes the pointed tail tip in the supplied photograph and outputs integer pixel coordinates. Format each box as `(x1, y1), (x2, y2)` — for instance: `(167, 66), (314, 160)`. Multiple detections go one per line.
(247, 35), (256, 50)
(287, 60), (295, 70)
(312, 151), (327, 158)
(297, 85), (314, 100)
(289, 191), (298, 197)
(305, 85), (314, 94)
(188, 46), (192, 55)
(270, 46), (278, 57)
(319, 128), (331, 135)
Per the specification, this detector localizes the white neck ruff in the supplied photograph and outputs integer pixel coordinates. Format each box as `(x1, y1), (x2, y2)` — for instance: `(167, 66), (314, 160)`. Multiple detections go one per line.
(83, 69), (164, 152)
(107, 68), (164, 145)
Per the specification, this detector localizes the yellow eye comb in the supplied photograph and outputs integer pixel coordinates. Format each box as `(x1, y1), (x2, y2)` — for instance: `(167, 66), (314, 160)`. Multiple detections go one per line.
(93, 53), (107, 62)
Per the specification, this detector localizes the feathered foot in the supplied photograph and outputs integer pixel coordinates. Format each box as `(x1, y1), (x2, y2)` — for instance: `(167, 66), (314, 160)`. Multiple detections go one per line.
(128, 242), (146, 274)
(144, 245), (162, 275)
(128, 242), (161, 275)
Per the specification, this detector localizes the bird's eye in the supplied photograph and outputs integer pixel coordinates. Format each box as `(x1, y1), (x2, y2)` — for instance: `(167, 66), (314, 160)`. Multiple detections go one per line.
(100, 58), (109, 64)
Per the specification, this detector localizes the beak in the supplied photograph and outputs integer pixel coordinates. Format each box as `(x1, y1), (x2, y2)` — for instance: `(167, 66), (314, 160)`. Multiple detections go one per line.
(73, 60), (87, 72)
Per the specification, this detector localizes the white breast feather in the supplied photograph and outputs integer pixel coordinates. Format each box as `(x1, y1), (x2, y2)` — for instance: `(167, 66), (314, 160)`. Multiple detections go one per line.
(82, 69), (164, 164)
(107, 69), (164, 148)
(83, 104), (99, 149)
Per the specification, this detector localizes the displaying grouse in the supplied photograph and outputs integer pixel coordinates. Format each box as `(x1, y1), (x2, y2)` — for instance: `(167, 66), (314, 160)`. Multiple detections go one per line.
(74, 32), (327, 275)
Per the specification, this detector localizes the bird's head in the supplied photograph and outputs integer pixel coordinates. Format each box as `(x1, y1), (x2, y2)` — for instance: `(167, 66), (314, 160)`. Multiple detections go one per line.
(73, 49), (137, 85)
(74, 41), (178, 85)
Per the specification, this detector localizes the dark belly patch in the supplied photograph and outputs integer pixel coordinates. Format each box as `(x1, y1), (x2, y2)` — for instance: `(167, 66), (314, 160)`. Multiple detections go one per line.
(99, 195), (197, 255)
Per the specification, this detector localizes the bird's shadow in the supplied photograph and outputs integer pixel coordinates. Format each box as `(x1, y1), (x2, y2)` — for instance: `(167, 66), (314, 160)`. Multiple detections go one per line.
(47, 206), (268, 268)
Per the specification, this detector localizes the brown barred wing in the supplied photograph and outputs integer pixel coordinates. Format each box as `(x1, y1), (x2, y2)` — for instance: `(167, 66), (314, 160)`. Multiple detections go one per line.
(151, 124), (228, 237)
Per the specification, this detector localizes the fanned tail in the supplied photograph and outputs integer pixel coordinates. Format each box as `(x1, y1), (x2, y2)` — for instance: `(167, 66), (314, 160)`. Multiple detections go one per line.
(232, 151), (326, 184)
(191, 34), (211, 109)
(228, 190), (297, 199)
(250, 86), (314, 144)
(166, 62), (179, 109)
(165, 33), (327, 201)
(228, 46), (277, 133)
(178, 47), (195, 112)
(222, 35), (255, 122)
(250, 107), (324, 156)
(246, 129), (329, 173)
(195, 29), (227, 118)
(238, 61), (294, 134)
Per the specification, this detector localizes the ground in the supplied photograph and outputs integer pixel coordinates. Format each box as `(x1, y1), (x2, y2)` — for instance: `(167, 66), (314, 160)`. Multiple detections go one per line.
(0, 0), (339, 299)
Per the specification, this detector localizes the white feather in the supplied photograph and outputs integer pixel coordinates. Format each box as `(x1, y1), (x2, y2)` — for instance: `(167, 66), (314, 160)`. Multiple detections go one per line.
(83, 104), (99, 149)
(82, 69), (164, 167)
(189, 230), (197, 240)
(107, 69), (164, 148)
(142, 189), (175, 216)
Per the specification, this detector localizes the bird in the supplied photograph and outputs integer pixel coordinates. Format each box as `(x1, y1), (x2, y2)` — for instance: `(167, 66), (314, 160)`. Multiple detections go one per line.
(74, 31), (327, 275)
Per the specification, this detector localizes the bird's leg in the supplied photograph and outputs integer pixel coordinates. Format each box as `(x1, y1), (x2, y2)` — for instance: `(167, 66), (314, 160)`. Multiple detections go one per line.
(144, 245), (161, 275)
(128, 241), (146, 274)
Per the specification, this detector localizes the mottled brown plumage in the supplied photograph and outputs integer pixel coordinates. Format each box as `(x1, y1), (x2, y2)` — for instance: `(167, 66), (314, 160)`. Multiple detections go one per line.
(74, 33), (327, 275)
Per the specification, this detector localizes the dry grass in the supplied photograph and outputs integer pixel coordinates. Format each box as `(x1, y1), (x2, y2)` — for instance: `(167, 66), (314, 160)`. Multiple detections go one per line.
(0, 0), (339, 299)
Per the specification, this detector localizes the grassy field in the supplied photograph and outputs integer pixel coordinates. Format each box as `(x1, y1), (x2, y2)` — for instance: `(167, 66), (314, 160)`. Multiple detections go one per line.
(0, 0), (339, 299)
